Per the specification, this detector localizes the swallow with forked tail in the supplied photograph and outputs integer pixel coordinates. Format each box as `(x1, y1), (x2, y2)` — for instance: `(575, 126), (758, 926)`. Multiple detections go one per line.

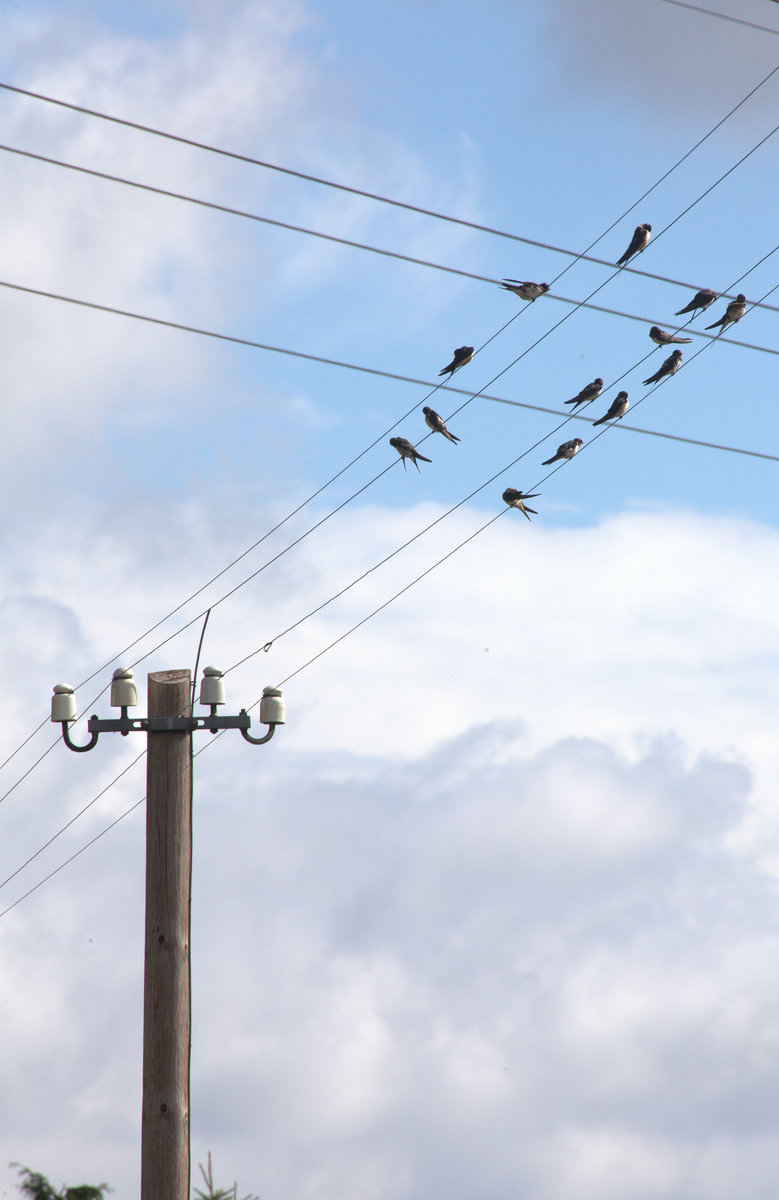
(542, 437), (583, 466)
(439, 346), (474, 376)
(500, 280), (549, 301)
(502, 488), (540, 520)
(649, 325), (691, 346)
(390, 437), (432, 471)
(565, 378), (603, 409)
(592, 391), (629, 426)
(705, 295), (746, 333)
(675, 288), (717, 317)
(617, 223), (651, 266)
(422, 406), (459, 443)
(643, 348), (682, 385)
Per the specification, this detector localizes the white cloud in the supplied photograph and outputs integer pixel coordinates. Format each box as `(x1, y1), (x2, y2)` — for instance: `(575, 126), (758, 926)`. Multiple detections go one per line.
(0, 0), (483, 520)
(2, 3), (779, 1197)
(2, 491), (779, 1197)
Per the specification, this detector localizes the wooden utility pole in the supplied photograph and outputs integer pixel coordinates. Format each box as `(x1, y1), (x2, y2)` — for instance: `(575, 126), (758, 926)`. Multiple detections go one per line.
(141, 669), (192, 1200)
(52, 663), (285, 1198)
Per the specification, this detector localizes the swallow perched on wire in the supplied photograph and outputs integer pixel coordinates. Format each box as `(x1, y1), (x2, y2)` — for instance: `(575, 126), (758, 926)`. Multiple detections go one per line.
(705, 294), (746, 333)
(592, 391), (629, 426)
(617, 223), (651, 266)
(390, 436), (432, 471)
(502, 487), (540, 520)
(649, 325), (691, 345)
(422, 406), (460, 443)
(565, 378), (603, 408)
(500, 280), (550, 301)
(675, 288), (717, 318)
(643, 348), (682, 385)
(542, 437), (583, 466)
(439, 346), (474, 377)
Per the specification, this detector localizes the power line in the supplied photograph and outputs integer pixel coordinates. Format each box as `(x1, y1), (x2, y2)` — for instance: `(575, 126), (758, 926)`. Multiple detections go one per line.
(4, 279), (776, 916)
(1, 233), (777, 794)
(658, 123), (778, 248)
(0, 748), (145, 891)
(0, 716), (50, 774)
(425, 227), (779, 478)
(3, 289), (772, 815)
(463, 114), (779, 378)
(1, 224), (773, 785)
(3, 140), (779, 320)
(0, 55), (774, 697)
(0, 149), (768, 777)
(545, 295), (776, 355)
(2, 81), (776, 810)
(3, 63), (779, 916)
(0, 231), (775, 801)
(222, 273), (779, 683)
(277, 507), (506, 688)
(5, 272), (771, 810)
(4, 294), (772, 803)
(0, 277), (775, 448)
(0, 79), (703, 254)
(0, 735), (60, 807)
(0, 795), (145, 920)
(6, 144), (777, 336)
(656, 0), (779, 34)
(2, 70), (779, 302)
(0, 340), (763, 913)
(2, 90), (776, 424)
(2, 253), (772, 742)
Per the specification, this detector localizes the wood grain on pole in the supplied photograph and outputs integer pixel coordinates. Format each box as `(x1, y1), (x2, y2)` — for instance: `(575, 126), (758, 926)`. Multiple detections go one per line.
(141, 670), (192, 1200)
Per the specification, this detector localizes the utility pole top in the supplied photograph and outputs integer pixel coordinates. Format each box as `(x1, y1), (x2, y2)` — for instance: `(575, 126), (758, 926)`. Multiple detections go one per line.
(148, 668), (191, 686)
(50, 663), (286, 1198)
(51, 667), (285, 749)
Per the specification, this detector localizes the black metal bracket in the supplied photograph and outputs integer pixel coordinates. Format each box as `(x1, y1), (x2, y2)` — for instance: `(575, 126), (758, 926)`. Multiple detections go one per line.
(59, 708), (277, 752)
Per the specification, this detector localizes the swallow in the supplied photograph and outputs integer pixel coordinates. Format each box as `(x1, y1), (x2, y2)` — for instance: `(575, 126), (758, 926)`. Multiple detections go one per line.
(422, 406), (460, 443)
(390, 436), (432, 471)
(439, 346), (474, 377)
(675, 288), (717, 317)
(705, 294), (746, 333)
(643, 348), (682, 385)
(502, 487), (540, 520)
(500, 280), (550, 301)
(542, 437), (583, 466)
(617, 222), (651, 266)
(565, 378), (603, 408)
(592, 391), (629, 426)
(649, 325), (691, 345)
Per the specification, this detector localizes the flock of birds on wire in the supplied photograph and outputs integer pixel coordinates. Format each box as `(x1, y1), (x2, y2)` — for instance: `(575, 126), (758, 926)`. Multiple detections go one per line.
(388, 221), (748, 521)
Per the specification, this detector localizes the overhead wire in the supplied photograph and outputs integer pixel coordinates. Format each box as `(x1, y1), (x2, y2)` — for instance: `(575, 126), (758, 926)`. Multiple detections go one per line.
(0, 54), (774, 721)
(1, 68), (777, 893)
(655, 0), (779, 34)
(1, 287), (774, 918)
(1, 113), (777, 801)
(0, 793), (146, 920)
(0, 747), (146, 892)
(5, 275), (774, 916)
(0, 263), (771, 821)
(224, 269), (778, 680)
(3, 291), (773, 810)
(412, 118), (779, 448)
(0, 18), (777, 919)
(3, 270), (773, 807)
(1, 60), (778, 296)
(3, 139), (779, 320)
(3, 185), (776, 789)
(238, 272), (779, 692)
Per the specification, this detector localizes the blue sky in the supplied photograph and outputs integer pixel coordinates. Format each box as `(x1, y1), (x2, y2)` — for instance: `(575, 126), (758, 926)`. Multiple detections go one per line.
(1, 2), (778, 1198)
